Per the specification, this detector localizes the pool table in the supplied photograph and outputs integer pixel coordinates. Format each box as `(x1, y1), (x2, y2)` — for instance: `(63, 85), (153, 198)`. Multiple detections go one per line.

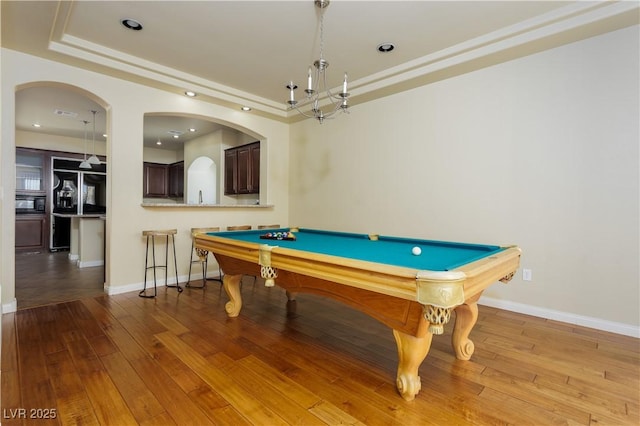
(194, 227), (521, 401)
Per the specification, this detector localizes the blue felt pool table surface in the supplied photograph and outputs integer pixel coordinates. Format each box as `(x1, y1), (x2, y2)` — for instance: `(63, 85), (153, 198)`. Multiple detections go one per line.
(206, 228), (505, 272)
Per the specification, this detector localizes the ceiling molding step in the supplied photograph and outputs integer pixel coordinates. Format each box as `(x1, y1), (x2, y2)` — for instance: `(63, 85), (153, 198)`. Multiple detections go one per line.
(348, 1), (639, 100)
(42, 0), (639, 119)
(48, 36), (287, 117)
(47, 1), (286, 116)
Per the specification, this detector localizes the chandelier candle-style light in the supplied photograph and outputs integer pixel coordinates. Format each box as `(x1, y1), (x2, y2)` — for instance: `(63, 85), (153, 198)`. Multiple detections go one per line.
(286, 0), (349, 124)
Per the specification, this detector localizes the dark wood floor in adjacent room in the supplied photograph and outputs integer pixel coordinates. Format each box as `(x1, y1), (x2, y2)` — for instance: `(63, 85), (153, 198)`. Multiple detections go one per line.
(15, 251), (104, 310)
(2, 271), (639, 425)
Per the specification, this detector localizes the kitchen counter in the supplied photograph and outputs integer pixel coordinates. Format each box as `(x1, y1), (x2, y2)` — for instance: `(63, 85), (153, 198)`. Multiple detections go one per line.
(52, 213), (106, 218)
(53, 214), (105, 269)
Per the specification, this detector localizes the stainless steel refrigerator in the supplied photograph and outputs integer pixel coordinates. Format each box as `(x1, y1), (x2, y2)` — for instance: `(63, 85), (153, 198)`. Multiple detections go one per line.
(51, 157), (107, 251)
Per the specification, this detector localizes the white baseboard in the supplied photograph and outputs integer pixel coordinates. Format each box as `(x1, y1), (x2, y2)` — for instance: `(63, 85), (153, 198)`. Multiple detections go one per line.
(479, 296), (639, 338)
(78, 260), (104, 268)
(105, 273), (220, 295)
(105, 279), (185, 295)
(1, 298), (17, 314)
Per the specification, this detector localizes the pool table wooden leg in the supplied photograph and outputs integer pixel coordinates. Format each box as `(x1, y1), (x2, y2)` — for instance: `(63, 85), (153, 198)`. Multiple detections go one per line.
(452, 301), (478, 360)
(285, 290), (296, 301)
(223, 273), (243, 317)
(392, 329), (433, 401)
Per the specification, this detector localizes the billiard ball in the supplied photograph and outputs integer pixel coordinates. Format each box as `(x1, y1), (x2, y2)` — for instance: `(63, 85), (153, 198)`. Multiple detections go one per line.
(412, 246), (422, 256)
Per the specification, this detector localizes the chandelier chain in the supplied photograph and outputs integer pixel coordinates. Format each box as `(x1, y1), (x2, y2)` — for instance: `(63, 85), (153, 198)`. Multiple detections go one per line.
(319, 11), (325, 61)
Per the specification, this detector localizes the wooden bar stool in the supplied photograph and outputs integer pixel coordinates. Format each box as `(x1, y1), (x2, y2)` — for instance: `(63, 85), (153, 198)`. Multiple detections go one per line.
(186, 227), (221, 289)
(139, 229), (182, 298)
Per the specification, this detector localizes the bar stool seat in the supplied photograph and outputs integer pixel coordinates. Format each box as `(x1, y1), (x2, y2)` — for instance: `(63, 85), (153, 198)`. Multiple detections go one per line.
(140, 229), (182, 298)
(187, 227), (221, 289)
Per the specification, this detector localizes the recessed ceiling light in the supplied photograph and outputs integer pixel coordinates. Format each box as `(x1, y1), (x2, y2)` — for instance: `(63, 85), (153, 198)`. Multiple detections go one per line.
(184, 91), (197, 97)
(241, 106), (252, 111)
(377, 42), (395, 53)
(188, 128), (197, 132)
(156, 140), (162, 145)
(121, 18), (143, 31)
(32, 123), (41, 128)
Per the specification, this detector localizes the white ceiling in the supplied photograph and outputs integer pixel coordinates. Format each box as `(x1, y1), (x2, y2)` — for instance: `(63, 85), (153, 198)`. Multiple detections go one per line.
(3, 1), (638, 149)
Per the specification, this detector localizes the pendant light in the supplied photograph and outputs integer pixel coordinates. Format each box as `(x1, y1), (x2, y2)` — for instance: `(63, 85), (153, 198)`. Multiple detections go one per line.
(87, 110), (101, 164)
(79, 120), (92, 169)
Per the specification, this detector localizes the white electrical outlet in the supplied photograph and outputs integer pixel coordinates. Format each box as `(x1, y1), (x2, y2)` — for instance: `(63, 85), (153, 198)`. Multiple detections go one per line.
(522, 269), (532, 281)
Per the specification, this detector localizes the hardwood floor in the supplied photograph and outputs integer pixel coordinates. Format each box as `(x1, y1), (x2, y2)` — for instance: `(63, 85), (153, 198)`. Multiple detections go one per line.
(2, 275), (639, 425)
(15, 251), (104, 310)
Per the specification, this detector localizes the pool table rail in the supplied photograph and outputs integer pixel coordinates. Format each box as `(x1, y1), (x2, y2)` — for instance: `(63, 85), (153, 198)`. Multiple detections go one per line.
(195, 234), (522, 307)
(196, 234), (423, 300)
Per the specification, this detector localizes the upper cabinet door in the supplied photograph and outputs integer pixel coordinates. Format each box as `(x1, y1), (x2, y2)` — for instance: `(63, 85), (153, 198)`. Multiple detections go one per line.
(168, 162), (184, 198)
(250, 143), (260, 193)
(16, 149), (45, 193)
(236, 145), (251, 194)
(224, 141), (260, 195)
(224, 149), (238, 195)
(143, 162), (169, 198)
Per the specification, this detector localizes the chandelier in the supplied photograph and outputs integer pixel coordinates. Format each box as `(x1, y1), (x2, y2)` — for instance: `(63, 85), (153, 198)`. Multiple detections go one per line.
(286, 0), (349, 124)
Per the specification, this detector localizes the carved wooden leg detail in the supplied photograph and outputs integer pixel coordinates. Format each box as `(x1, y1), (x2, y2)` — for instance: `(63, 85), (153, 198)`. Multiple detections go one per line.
(223, 273), (243, 317)
(392, 329), (433, 401)
(452, 302), (478, 360)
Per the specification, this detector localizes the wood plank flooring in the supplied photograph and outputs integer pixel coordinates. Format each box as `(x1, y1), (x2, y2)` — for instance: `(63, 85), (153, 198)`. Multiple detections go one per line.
(15, 251), (104, 310)
(2, 277), (639, 425)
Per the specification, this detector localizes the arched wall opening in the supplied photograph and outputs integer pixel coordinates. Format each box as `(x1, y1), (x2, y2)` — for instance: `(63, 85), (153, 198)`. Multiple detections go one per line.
(143, 112), (266, 205)
(13, 81), (110, 310)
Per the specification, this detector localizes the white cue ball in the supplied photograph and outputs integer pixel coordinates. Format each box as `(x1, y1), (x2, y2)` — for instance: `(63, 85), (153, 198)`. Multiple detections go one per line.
(412, 246), (422, 256)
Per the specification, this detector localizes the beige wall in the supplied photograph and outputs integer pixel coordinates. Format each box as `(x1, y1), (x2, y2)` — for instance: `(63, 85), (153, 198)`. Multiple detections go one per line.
(16, 129), (105, 155)
(1, 49), (290, 309)
(289, 26), (639, 332)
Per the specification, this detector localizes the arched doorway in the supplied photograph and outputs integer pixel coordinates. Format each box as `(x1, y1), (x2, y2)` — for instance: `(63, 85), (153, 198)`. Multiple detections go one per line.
(14, 82), (110, 309)
(187, 156), (217, 204)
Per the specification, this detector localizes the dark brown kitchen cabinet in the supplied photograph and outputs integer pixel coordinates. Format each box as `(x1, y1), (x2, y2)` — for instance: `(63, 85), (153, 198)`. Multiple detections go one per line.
(143, 162), (168, 197)
(224, 149), (238, 195)
(224, 142), (260, 195)
(16, 215), (47, 251)
(168, 161), (184, 197)
(250, 144), (260, 193)
(143, 161), (184, 198)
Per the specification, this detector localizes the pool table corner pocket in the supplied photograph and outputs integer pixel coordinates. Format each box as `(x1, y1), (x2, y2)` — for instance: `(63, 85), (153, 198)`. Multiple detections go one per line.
(416, 270), (466, 334)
